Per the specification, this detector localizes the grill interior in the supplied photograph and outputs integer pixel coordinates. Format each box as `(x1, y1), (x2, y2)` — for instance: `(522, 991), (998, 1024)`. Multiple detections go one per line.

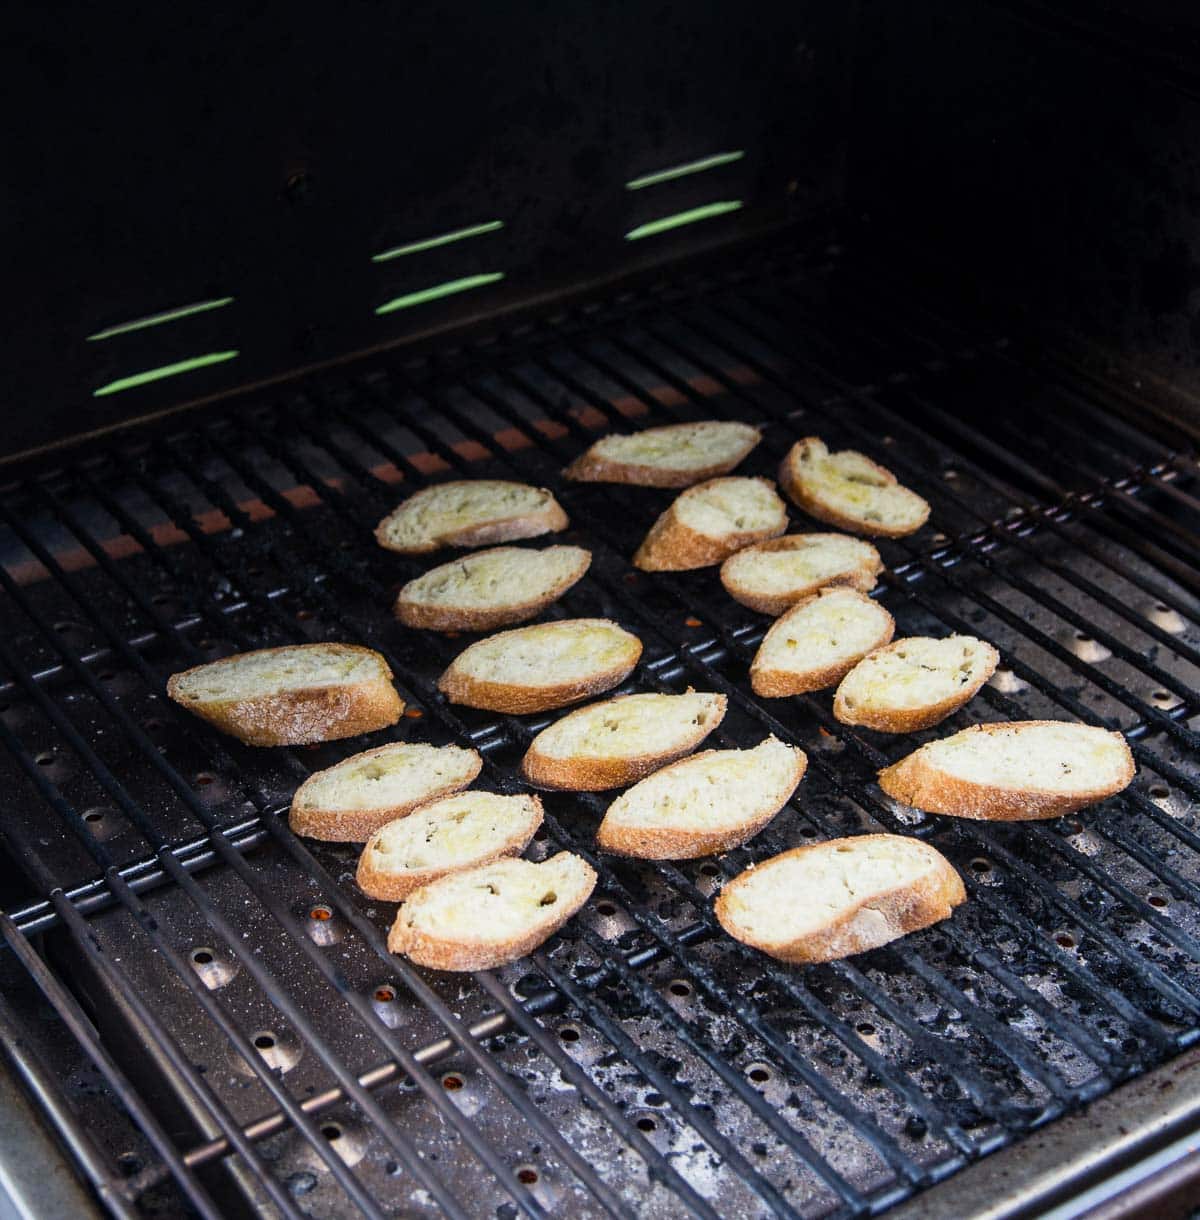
(1, 244), (1199, 1219)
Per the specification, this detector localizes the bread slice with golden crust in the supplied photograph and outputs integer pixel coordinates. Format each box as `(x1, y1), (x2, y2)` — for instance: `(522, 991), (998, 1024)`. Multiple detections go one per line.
(596, 736), (805, 859)
(437, 618), (642, 714)
(394, 545), (591, 632)
(750, 589), (895, 697)
(878, 720), (1135, 821)
(633, 477), (788, 571)
(167, 644), (403, 747)
(356, 792), (542, 901)
(522, 690), (727, 791)
(715, 835), (965, 963)
(288, 741), (482, 841)
(563, 421), (762, 488)
(778, 437), (930, 538)
(834, 635), (999, 733)
(387, 852), (597, 971)
(375, 480), (568, 555)
(720, 533), (884, 616)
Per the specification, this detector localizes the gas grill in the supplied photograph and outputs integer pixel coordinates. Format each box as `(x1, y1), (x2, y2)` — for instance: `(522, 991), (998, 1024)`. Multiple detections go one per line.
(5, 4), (1200, 1218)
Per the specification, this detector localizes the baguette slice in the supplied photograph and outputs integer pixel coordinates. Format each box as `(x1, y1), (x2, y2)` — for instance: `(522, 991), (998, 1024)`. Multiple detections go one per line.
(289, 741), (482, 841)
(721, 533), (884, 616)
(438, 618), (642, 714)
(835, 636), (999, 733)
(715, 835), (965, 964)
(750, 589), (895, 697)
(564, 421), (762, 488)
(878, 720), (1135, 821)
(167, 644), (403, 747)
(596, 736), (806, 859)
(779, 437), (930, 538)
(395, 545), (591, 632)
(633, 477), (788, 571)
(375, 480), (568, 555)
(357, 792), (543, 901)
(387, 852), (597, 971)
(522, 690), (728, 791)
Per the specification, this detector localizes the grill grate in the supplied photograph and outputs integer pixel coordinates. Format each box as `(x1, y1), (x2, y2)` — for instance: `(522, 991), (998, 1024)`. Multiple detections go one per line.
(0, 246), (1199, 1217)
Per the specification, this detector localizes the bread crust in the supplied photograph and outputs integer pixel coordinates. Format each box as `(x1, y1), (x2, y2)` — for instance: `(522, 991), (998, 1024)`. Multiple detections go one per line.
(595, 742), (806, 860)
(520, 692), (728, 791)
(720, 534), (884, 616)
(715, 835), (965, 964)
(386, 854), (598, 970)
(355, 794), (543, 901)
(374, 482), (568, 555)
(833, 638), (1000, 733)
(166, 644), (403, 747)
(633, 477), (788, 571)
(437, 620), (642, 714)
(563, 423), (762, 488)
(394, 547), (592, 632)
(288, 742), (483, 841)
(878, 720), (1135, 821)
(778, 439), (930, 539)
(750, 590), (896, 697)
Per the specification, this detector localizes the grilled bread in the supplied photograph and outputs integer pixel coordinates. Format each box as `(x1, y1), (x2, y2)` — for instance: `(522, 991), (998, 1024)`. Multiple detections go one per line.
(167, 644), (403, 747)
(387, 852), (597, 971)
(750, 589), (895, 697)
(288, 741), (482, 841)
(720, 533), (884, 616)
(596, 736), (806, 859)
(375, 480), (568, 555)
(437, 618), (643, 714)
(356, 792), (543, 901)
(633, 477), (788, 571)
(779, 437), (930, 538)
(834, 635), (999, 733)
(715, 835), (965, 964)
(563, 420), (762, 488)
(878, 720), (1135, 821)
(395, 545), (591, 632)
(522, 690), (728, 791)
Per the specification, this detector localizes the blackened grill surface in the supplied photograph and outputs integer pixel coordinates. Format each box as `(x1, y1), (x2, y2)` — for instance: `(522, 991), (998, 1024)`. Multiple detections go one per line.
(1, 247), (1199, 1218)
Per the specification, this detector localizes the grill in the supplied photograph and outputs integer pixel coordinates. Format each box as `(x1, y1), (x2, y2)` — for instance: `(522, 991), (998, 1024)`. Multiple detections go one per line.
(2, 242), (1199, 1219)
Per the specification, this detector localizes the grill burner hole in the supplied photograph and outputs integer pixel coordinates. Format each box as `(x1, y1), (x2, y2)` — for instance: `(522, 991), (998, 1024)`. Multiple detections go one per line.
(1151, 785), (1171, 799)
(559, 1025), (580, 1042)
(1054, 931), (1077, 950)
(969, 857), (992, 875)
(668, 980), (692, 997)
(322, 1124), (342, 1141)
(856, 1022), (876, 1036)
(698, 862), (720, 877)
(747, 1064), (773, 1084)
(596, 901), (617, 916)
(374, 986), (395, 1003)
(1152, 690), (1173, 703)
(1148, 894), (1169, 909)
(442, 1074), (464, 1090)
(517, 1167), (539, 1185)
(310, 905), (332, 921)
(636, 1117), (656, 1132)
(195, 773), (216, 787)
(254, 1033), (275, 1050)
(36, 752), (54, 766)
(192, 949), (214, 965)
(84, 810), (105, 823)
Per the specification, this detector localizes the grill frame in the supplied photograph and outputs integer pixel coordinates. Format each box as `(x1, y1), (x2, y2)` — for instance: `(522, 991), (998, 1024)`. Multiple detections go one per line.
(0, 245), (1199, 1217)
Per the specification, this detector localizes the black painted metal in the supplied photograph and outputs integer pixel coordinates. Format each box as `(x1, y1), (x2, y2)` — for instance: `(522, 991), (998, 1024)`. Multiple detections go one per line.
(0, 250), (1198, 1216)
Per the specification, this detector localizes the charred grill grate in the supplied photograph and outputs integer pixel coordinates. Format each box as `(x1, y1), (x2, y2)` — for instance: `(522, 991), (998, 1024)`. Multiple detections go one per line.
(0, 248), (1199, 1218)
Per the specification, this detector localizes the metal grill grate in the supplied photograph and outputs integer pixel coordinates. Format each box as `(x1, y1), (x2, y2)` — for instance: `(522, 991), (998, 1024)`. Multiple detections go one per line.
(0, 246), (1199, 1218)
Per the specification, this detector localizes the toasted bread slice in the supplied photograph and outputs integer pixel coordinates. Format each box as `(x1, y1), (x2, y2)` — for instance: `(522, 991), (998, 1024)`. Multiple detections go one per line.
(564, 421), (762, 488)
(375, 480), (568, 555)
(720, 533), (884, 616)
(715, 835), (965, 964)
(779, 438), (930, 538)
(878, 720), (1135, 821)
(633, 477), (788, 571)
(289, 741), (482, 841)
(834, 635), (999, 733)
(750, 589), (895, 697)
(387, 852), (597, 971)
(522, 690), (727, 791)
(395, 545), (591, 632)
(357, 792), (543, 901)
(596, 736), (806, 859)
(167, 644), (403, 747)
(437, 618), (642, 714)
